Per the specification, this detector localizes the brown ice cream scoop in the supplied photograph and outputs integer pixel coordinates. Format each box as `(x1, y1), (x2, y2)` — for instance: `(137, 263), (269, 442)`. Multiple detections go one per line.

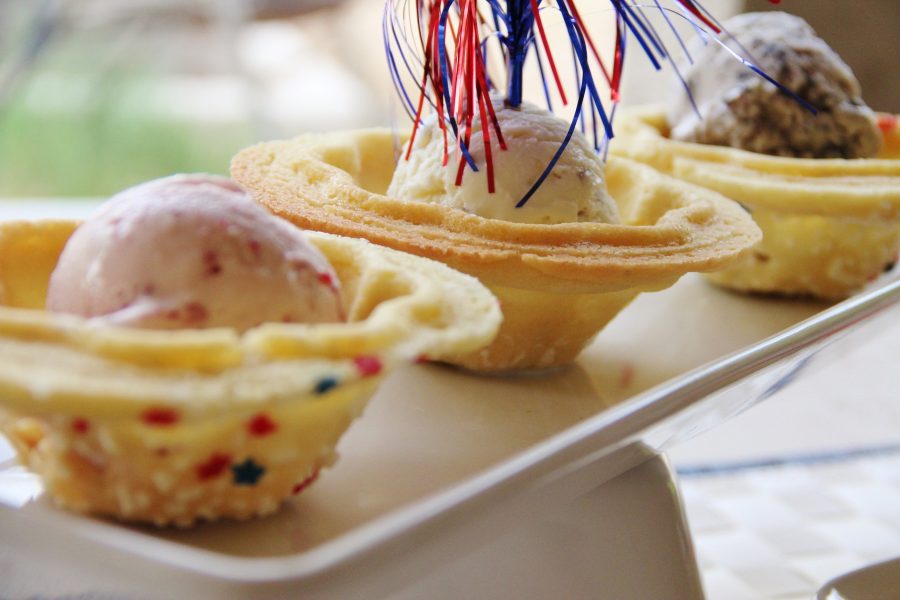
(668, 11), (882, 159)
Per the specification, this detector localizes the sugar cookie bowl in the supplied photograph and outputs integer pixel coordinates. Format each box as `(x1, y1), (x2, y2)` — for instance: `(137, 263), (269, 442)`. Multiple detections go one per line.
(0, 182), (500, 527)
(610, 11), (900, 300)
(611, 108), (900, 300)
(231, 128), (761, 372)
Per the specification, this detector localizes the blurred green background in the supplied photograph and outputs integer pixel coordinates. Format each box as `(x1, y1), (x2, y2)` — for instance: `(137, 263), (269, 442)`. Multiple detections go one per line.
(0, 3), (255, 197)
(0, 81), (253, 197)
(0, 0), (379, 198)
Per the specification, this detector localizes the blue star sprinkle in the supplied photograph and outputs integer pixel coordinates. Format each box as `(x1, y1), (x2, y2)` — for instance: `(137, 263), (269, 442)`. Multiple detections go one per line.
(314, 376), (339, 395)
(231, 457), (265, 486)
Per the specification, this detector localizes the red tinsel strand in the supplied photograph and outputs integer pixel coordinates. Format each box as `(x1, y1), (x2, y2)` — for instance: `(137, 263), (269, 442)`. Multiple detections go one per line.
(407, 2), (442, 160)
(611, 14), (624, 101)
(675, 0), (721, 34)
(476, 83), (496, 193)
(529, 0), (568, 105)
(568, 0), (614, 95)
(453, 0), (478, 184)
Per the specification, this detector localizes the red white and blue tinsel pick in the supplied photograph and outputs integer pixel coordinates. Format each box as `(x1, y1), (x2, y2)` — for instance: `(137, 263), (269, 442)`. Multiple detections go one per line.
(383, 0), (808, 207)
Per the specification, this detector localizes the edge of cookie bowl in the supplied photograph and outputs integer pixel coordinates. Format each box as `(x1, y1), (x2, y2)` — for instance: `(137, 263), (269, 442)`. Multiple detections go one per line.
(611, 107), (900, 219)
(615, 105), (900, 173)
(0, 220), (501, 419)
(230, 129), (761, 292)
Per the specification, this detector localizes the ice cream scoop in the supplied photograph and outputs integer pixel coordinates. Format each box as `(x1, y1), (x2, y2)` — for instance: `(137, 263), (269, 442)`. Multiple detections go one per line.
(668, 12), (882, 159)
(46, 174), (343, 331)
(388, 97), (620, 225)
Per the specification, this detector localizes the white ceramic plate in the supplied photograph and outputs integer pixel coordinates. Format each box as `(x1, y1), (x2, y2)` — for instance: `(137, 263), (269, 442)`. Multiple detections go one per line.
(817, 557), (900, 600)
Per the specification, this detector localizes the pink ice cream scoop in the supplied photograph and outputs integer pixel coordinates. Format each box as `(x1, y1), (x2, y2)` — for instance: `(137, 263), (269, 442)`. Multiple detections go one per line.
(47, 174), (344, 331)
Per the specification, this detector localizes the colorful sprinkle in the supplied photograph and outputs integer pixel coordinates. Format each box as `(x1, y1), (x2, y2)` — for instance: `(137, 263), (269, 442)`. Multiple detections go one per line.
(247, 413), (278, 437)
(353, 355), (383, 377)
(232, 458), (266, 486)
(196, 452), (232, 480)
(878, 114), (897, 134)
(203, 250), (222, 276)
(317, 272), (334, 287)
(291, 470), (320, 496)
(619, 363), (635, 388)
(141, 407), (180, 427)
(71, 418), (90, 434)
(183, 302), (209, 325)
(314, 377), (339, 395)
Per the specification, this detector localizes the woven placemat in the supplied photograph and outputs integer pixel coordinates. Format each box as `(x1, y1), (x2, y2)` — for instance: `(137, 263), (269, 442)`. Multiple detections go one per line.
(679, 447), (900, 600)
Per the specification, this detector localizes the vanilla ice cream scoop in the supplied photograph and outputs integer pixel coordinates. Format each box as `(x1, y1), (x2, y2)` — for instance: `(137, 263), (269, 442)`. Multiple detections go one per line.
(47, 174), (344, 331)
(388, 97), (620, 225)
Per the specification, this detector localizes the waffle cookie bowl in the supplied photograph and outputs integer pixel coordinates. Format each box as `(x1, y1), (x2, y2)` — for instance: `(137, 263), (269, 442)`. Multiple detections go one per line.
(611, 108), (900, 299)
(0, 219), (500, 527)
(231, 128), (761, 372)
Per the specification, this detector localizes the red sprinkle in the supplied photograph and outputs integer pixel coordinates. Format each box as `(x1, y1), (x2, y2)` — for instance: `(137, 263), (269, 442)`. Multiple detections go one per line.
(619, 363), (635, 388)
(247, 413), (278, 437)
(291, 470), (320, 495)
(196, 452), (232, 480)
(415, 354), (431, 364)
(203, 250), (222, 276)
(247, 239), (262, 258)
(317, 272), (334, 288)
(183, 302), (209, 325)
(353, 355), (383, 377)
(141, 407), (180, 427)
(878, 114), (897, 134)
(71, 418), (90, 434)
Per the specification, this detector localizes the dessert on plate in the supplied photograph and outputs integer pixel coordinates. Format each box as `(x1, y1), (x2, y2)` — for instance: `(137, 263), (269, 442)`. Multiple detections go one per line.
(612, 11), (900, 299)
(232, 120), (760, 372)
(0, 175), (500, 526)
(232, 1), (762, 372)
